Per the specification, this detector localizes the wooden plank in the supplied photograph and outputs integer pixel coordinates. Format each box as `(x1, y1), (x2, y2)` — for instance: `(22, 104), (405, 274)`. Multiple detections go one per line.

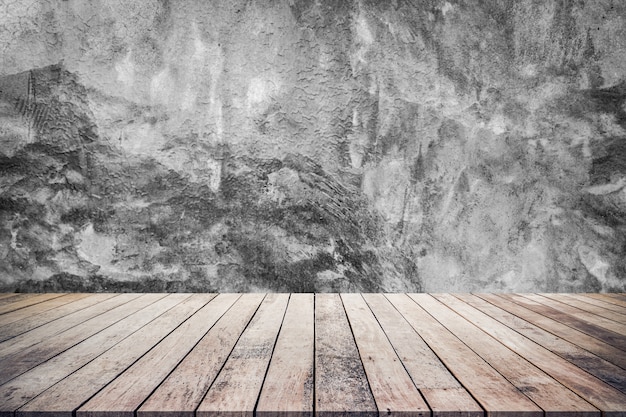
(503, 294), (626, 349)
(0, 293), (117, 343)
(0, 293), (159, 385)
(195, 294), (289, 417)
(0, 294), (130, 357)
(137, 294), (265, 417)
(314, 293), (377, 417)
(362, 293), (484, 417)
(415, 294), (598, 417)
(0, 294), (192, 416)
(342, 293), (430, 417)
(569, 294), (626, 315)
(0, 293), (66, 315)
(477, 294), (626, 370)
(455, 294), (626, 393)
(434, 293), (626, 415)
(0, 294), (38, 307)
(77, 293), (240, 417)
(588, 294), (626, 307)
(385, 293), (542, 417)
(539, 294), (626, 324)
(17, 294), (216, 417)
(256, 293), (314, 417)
(0, 293), (90, 327)
(0, 293), (19, 300)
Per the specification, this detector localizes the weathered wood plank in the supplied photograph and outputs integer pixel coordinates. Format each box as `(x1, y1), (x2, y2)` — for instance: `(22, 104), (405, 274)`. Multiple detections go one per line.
(0, 293), (129, 355)
(386, 293), (542, 417)
(418, 294), (598, 417)
(0, 293), (66, 315)
(195, 293), (289, 417)
(77, 294), (238, 417)
(568, 294), (626, 315)
(362, 293), (483, 417)
(342, 293), (430, 417)
(455, 294), (626, 393)
(477, 293), (626, 370)
(0, 294), (192, 416)
(256, 293), (314, 417)
(17, 294), (215, 417)
(502, 294), (626, 349)
(137, 294), (264, 417)
(0, 293), (90, 327)
(0, 293), (117, 343)
(0, 293), (161, 385)
(0, 294), (38, 307)
(0, 294), (20, 301)
(315, 293), (377, 417)
(587, 294), (626, 308)
(434, 293), (626, 415)
(538, 293), (626, 323)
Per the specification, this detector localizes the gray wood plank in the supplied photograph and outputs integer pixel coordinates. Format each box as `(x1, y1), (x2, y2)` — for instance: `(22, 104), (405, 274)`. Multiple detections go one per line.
(434, 293), (626, 415)
(77, 293), (239, 417)
(362, 293), (483, 417)
(386, 293), (542, 417)
(342, 293), (430, 417)
(315, 293), (377, 417)
(195, 293), (289, 417)
(17, 294), (215, 417)
(137, 293), (264, 417)
(0, 293), (161, 385)
(0, 294), (192, 415)
(0, 293), (90, 327)
(0, 293), (117, 343)
(256, 293), (315, 417)
(455, 294), (626, 393)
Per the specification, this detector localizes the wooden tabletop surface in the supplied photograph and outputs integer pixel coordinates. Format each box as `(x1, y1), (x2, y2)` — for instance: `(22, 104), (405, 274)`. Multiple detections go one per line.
(0, 292), (625, 417)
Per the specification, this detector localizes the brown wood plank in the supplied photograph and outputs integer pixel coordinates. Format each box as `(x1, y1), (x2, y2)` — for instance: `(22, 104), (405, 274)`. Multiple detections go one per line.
(137, 293), (265, 417)
(314, 293), (377, 417)
(455, 294), (626, 393)
(77, 293), (240, 417)
(0, 293), (160, 385)
(0, 293), (67, 315)
(17, 294), (216, 417)
(0, 294), (193, 416)
(500, 293), (626, 350)
(0, 294), (19, 301)
(0, 293), (90, 327)
(0, 294), (38, 307)
(362, 293), (484, 417)
(342, 293), (430, 417)
(416, 294), (598, 417)
(195, 293), (289, 417)
(477, 293), (626, 370)
(588, 294), (626, 307)
(570, 294), (626, 315)
(539, 294), (626, 324)
(385, 293), (542, 417)
(0, 293), (117, 343)
(256, 293), (314, 417)
(434, 293), (626, 415)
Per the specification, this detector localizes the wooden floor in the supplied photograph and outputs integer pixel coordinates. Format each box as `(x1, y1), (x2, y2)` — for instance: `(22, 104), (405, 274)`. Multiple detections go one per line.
(0, 293), (625, 417)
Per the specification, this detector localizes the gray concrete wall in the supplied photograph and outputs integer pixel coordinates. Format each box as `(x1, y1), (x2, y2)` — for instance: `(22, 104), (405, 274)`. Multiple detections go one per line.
(1, 0), (625, 292)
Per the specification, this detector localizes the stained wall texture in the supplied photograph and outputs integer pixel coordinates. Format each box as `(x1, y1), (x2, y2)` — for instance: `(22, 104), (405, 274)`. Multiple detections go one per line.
(1, 0), (625, 292)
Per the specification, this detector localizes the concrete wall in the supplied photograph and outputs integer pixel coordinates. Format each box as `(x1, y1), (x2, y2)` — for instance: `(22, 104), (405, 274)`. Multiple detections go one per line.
(1, 0), (625, 292)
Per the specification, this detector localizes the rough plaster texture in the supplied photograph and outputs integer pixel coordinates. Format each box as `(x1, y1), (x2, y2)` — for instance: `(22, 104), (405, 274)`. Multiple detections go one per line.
(1, 0), (625, 292)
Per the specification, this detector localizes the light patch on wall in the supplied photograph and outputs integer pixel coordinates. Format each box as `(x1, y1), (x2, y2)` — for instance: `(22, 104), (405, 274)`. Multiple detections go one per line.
(115, 50), (135, 88)
(246, 74), (281, 108)
(77, 223), (116, 268)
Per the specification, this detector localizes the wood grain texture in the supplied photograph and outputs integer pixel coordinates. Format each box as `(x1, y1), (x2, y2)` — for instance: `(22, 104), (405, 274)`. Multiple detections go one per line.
(196, 293), (289, 417)
(315, 293), (377, 417)
(137, 293), (265, 417)
(0, 293), (89, 327)
(455, 294), (626, 393)
(386, 293), (542, 417)
(76, 293), (228, 417)
(0, 294), (66, 315)
(572, 294), (626, 315)
(587, 294), (626, 307)
(18, 294), (215, 417)
(256, 293), (314, 417)
(433, 293), (626, 415)
(538, 293), (626, 324)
